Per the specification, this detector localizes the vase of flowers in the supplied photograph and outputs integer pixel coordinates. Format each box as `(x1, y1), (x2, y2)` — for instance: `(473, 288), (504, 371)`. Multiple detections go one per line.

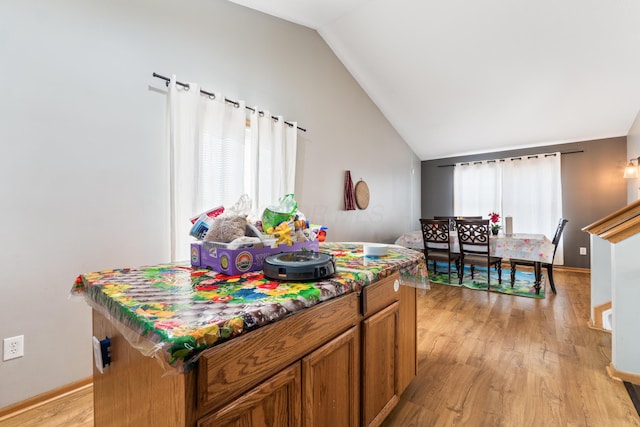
(488, 211), (501, 235)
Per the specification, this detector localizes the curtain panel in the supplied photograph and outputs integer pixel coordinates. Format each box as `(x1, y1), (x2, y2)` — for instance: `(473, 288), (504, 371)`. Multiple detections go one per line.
(502, 154), (563, 263)
(168, 77), (200, 262)
(453, 153), (564, 264)
(453, 160), (502, 217)
(168, 76), (245, 261)
(168, 76), (297, 262)
(247, 109), (297, 216)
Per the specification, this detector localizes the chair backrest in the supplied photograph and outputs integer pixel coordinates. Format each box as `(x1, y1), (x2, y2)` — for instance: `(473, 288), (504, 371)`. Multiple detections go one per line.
(434, 216), (456, 220)
(455, 219), (491, 256)
(434, 216), (457, 231)
(419, 219), (452, 254)
(551, 218), (568, 258)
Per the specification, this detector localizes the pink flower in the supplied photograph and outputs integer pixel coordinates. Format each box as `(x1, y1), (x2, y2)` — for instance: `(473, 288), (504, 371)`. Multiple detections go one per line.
(488, 211), (500, 224)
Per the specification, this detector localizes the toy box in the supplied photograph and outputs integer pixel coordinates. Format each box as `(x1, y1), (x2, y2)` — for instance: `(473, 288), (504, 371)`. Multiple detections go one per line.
(190, 240), (320, 275)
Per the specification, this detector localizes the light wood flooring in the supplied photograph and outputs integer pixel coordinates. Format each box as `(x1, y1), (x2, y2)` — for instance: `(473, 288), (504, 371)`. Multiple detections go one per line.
(0, 384), (93, 427)
(383, 269), (640, 426)
(1, 270), (638, 426)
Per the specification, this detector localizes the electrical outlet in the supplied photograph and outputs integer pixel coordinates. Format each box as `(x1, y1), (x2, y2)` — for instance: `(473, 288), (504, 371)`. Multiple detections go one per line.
(3, 335), (24, 361)
(579, 247), (587, 255)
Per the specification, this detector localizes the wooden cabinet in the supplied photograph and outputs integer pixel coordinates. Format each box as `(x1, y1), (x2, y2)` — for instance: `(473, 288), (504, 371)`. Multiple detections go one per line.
(397, 282), (417, 392)
(91, 272), (417, 427)
(362, 301), (400, 426)
(196, 294), (358, 414)
(199, 325), (360, 427)
(92, 310), (197, 427)
(360, 273), (417, 427)
(302, 326), (360, 427)
(197, 363), (301, 427)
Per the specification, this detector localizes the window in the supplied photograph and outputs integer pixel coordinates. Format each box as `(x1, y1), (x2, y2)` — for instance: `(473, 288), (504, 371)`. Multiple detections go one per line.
(454, 153), (564, 263)
(167, 77), (297, 261)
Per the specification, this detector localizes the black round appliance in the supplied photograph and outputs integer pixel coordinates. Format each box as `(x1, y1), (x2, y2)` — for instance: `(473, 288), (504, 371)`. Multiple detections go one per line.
(263, 251), (335, 281)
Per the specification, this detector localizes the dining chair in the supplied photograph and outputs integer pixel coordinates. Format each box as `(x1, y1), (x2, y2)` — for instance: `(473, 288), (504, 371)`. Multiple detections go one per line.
(419, 219), (461, 283)
(509, 218), (568, 294)
(434, 215), (458, 231)
(455, 219), (502, 289)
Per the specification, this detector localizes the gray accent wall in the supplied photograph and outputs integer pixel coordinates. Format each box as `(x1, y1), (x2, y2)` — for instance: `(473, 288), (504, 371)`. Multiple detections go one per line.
(420, 137), (628, 268)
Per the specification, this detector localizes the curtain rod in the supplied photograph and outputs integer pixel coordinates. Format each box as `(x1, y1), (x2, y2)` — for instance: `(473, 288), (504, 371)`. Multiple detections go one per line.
(436, 150), (583, 167)
(152, 72), (306, 132)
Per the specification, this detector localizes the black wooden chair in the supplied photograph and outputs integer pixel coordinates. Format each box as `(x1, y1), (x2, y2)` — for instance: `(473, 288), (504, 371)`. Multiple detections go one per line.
(455, 219), (502, 289)
(434, 215), (458, 231)
(509, 218), (568, 294)
(420, 219), (461, 283)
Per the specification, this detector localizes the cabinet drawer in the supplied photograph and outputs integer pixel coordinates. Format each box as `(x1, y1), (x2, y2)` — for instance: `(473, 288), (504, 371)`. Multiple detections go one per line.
(361, 272), (400, 318)
(197, 363), (301, 427)
(197, 292), (358, 414)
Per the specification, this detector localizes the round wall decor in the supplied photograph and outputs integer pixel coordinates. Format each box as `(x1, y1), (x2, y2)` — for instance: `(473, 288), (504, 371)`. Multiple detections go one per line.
(355, 180), (370, 209)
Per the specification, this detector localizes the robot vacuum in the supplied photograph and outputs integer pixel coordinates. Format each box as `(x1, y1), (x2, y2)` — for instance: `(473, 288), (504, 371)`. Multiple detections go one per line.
(263, 251), (335, 281)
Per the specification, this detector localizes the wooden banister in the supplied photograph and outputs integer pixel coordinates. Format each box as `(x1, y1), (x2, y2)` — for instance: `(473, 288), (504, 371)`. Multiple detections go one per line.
(582, 199), (640, 243)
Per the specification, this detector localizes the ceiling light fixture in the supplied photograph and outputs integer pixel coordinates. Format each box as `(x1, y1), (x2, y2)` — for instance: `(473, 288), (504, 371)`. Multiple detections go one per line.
(623, 157), (640, 179)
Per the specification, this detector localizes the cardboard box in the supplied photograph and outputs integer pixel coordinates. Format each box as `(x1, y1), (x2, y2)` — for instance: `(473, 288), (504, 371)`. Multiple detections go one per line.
(190, 240), (320, 275)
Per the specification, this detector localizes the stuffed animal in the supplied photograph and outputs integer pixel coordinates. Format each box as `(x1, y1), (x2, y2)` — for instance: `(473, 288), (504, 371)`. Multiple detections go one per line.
(203, 215), (248, 243)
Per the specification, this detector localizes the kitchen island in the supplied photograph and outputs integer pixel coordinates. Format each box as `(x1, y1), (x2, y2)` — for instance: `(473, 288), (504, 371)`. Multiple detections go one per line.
(74, 242), (428, 427)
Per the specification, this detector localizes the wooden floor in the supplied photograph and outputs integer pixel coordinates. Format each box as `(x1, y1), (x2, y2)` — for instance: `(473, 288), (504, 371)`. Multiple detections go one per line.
(0, 384), (93, 427)
(2, 270), (638, 426)
(383, 269), (640, 426)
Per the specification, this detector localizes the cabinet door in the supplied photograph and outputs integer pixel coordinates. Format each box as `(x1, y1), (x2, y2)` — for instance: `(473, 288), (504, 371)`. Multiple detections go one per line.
(198, 363), (301, 427)
(361, 301), (400, 427)
(302, 326), (359, 427)
(397, 284), (417, 394)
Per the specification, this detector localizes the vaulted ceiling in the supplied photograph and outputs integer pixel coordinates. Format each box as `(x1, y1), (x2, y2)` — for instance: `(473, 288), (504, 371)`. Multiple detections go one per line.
(230, 0), (640, 160)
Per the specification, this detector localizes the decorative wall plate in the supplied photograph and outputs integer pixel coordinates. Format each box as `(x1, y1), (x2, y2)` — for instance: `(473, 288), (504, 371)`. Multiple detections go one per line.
(355, 180), (370, 209)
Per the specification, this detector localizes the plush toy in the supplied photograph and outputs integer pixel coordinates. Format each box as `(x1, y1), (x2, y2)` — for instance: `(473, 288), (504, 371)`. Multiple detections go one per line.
(204, 215), (248, 243)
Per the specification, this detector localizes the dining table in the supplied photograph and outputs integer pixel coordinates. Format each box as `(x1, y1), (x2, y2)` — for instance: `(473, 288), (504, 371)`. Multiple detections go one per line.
(395, 230), (555, 294)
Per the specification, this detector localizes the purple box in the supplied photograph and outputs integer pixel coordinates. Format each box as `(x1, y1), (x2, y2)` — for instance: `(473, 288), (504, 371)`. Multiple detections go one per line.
(190, 240), (320, 275)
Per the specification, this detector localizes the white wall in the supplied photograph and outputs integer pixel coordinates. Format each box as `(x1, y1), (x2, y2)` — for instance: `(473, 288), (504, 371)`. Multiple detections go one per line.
(589, 234), (611, 322)
(611, 234), (640, 376)
(0, 0), (421, 407)
(627, 109), (640, 202)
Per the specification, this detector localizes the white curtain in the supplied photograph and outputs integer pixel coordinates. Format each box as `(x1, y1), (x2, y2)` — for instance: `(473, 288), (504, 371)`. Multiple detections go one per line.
(246, 108), (297, 215)
(168, 75), (245, 261)
(168, 75), (298, 261)
(502, 153), (563, 263)
(453, 153), (564, 264)
(453, 161), (502, 217)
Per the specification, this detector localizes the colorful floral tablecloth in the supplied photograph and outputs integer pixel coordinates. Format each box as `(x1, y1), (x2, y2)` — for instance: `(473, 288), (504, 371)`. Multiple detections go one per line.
(395, 231), (555, 263)
(72, 242), (428, 373)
